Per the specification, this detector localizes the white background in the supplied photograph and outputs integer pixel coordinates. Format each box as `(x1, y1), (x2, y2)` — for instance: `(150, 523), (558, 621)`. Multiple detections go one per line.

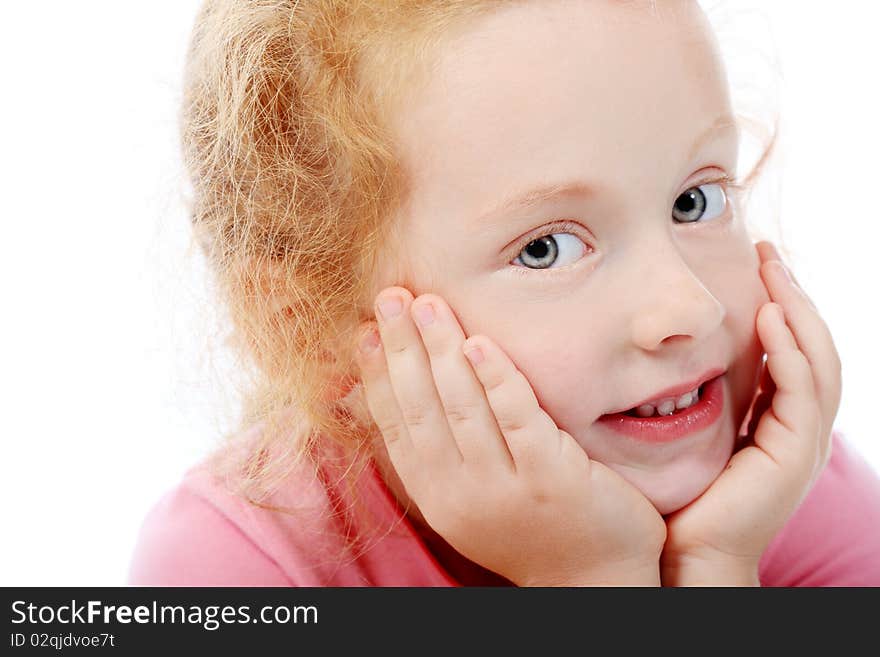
(1, 2), (877, 585)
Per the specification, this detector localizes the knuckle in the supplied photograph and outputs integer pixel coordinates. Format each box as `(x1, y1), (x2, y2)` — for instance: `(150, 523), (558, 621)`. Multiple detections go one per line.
(417, 292), (444, 309)
(496, 412), (528, 435)
(444, 398), (479, 425)
(509, 421), (560, 470)
(373, 414), (403, 441)
(482, 364), (518, 396)
(401, 400), (433, 427)
(481, 367), (506, 393)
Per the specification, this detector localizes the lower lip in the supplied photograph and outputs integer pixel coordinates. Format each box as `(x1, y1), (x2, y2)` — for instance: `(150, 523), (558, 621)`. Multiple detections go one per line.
(597, 374), (725, 443)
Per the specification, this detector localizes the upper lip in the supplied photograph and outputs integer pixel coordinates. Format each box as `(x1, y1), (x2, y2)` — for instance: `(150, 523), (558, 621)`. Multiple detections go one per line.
(603, 367), (726, 415)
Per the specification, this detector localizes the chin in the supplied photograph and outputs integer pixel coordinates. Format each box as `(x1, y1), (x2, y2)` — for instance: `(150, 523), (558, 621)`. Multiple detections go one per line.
(632, 463), (728, 515)
(645, 477), (719, 516)
(607, 428), (737, 516)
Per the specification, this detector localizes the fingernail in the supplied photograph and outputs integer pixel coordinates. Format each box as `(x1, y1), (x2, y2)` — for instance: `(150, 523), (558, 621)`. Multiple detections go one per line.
(767, 242), (782, 261)
(413, 303), (435, 327)
(464, 345), (484, 365)
(376, 296), (402, 320)
(359, 327), (380, 353)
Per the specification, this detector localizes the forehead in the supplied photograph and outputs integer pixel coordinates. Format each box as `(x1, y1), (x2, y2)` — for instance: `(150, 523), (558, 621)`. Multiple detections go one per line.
(390, 0), (732, 220)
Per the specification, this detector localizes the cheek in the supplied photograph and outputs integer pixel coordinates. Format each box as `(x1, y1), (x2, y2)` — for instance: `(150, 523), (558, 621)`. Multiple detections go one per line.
(513, 340), (608, 427)
(726, 268), (768, 342)
(473, 321), (606, 423)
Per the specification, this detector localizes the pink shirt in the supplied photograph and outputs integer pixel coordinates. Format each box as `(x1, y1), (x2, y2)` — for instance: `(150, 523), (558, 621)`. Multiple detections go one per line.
(128, 429), (880, 586)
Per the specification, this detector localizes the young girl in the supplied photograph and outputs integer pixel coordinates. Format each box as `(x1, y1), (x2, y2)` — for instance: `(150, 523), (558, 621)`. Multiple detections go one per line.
(129, 0), (880, 586)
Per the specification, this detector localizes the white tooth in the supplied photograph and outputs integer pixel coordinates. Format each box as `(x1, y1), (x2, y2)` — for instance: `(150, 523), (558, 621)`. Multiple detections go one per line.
(632, 385), (703, 418)
(657, 400), (676, 416)
(635, 404), (656, 417)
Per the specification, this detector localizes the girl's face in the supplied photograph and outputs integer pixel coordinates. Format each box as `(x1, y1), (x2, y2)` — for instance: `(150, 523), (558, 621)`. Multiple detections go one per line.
(376, 0), (769, 514)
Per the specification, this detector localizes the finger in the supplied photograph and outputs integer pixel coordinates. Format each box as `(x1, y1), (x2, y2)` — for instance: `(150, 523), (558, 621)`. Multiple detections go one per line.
(753, 302), (821, 468)
(756, 242), (840, 396)
(373, 288), (463, 470)
(755, 241), (811, 303)
(759, 257), (842, 454)
(759, 242), (840, 457)
(410, 295), (515, 470)
(353, 322), (419, 480)
(462, 335), (567, 475)
(758, 242), (819, 314)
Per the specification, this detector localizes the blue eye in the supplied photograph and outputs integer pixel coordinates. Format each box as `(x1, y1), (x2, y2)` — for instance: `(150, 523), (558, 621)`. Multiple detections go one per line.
(512, 232), (586, 270)
(672, 183), (728, 224)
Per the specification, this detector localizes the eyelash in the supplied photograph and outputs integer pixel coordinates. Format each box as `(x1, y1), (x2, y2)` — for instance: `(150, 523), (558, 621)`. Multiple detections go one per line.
(507, 220), (586, 279)
(507, 173), (744, 279)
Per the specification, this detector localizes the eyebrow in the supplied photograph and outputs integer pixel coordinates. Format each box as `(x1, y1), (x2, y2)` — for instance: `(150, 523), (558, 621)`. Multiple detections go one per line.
(474, 114), (740, 226)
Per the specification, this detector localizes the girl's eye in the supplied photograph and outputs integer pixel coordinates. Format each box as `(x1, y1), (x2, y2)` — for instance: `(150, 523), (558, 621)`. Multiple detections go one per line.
(672, 182), (728, 224)
(512, 232), (586, 271)
(509, 179), (733, 273)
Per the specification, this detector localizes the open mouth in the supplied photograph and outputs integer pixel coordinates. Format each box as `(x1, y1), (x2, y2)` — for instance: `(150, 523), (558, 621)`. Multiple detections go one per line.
(597, 373), (726, 443)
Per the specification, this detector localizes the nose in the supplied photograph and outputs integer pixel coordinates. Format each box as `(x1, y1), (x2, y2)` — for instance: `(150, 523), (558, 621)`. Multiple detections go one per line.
(627, 244), (725, 351)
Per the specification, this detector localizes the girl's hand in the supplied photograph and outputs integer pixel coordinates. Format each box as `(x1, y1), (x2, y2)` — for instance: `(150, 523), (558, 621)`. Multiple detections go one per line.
(661, 241), (842, 585)
(354, 288), (667, 586)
